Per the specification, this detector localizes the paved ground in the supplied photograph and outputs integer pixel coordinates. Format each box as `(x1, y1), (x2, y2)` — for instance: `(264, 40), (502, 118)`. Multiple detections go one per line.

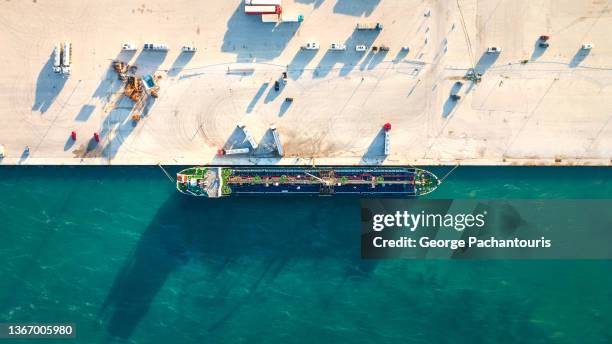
(0, 0), (610, 166)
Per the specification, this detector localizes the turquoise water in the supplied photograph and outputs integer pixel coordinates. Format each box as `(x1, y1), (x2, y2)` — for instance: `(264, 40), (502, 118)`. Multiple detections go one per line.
(0, 166), (610, 343)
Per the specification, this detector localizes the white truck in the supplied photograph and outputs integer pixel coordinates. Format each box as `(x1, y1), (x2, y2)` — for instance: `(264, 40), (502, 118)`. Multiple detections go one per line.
(222, 148), (250, 155)
(61, 41), (72, 75)
(245, 0), (281, 5)
(384, 131), (390, 155)
(245, 5), (281, 14)
(53, 43), (62, 73)
(356, 23), (383, 30)
(383, 123), (391, 155)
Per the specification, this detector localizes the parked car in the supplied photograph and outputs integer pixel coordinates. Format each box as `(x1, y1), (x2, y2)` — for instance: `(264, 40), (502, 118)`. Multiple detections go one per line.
(182, 45), (197, 52)
(539, 35), (550, 41)
(486, 46), (501, 54)
(302, 41), (320, 50)
(274, 80), (280, 91)
(581, 43), (593, 50)
(330, 43), (346, 51)
(539, 42), (549, 48)
(355, 45), (367, 52)
(450, 94), (461, 101)
(379, 45), (390, 52)
(144, 43), (168, 51)
(121, 43), (137, 51)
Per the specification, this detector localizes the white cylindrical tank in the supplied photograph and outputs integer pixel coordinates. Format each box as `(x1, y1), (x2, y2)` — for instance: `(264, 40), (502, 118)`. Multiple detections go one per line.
(53, 44), (61, 73)
(62, 41), (71, 67)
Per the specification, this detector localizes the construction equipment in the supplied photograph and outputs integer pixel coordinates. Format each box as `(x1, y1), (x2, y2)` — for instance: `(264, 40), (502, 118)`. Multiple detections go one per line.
(464, 69), (482, 83)
(124, 76), (144, 102)
(113, 61), (129, 81)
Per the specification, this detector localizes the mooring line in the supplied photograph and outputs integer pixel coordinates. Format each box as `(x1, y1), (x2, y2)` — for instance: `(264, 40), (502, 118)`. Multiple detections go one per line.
(440, 163), (460, 183)
(157, 163), (175, 183)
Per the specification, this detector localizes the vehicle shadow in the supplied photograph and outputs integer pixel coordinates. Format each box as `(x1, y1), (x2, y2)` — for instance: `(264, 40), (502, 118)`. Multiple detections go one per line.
(393, 48), (409, 63)
(132, 50), (168, 76)
(442, 96), (458, 118)
(288, 49), (318, 80)
(529, 40), (546, 61)
(333, 0), (381, 17)
(279, 99), (292, 116)
(100, 106), (138, 160)
(569, 48), (590, 68)
(99, 192), (370, 340)
(474, 51), (499, 75)
(75, 104), (96, 122)
(361, 128), (387, 163)
(31, 52), (67, 114)
(63, 136), (76, 151)
(246, 82), (269, 113)
(222, 4), (301, 62)
(366, 50), (388, 70)
(314, 49), (344, 79)
(17, 148), (29, 165)
(167, 51), (195, 77)
(264, 81), (283, 104)
(295, 0), (325, 8)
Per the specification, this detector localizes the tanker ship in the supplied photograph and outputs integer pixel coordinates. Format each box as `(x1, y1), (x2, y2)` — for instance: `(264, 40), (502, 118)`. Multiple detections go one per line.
(176, 167), (440, 197)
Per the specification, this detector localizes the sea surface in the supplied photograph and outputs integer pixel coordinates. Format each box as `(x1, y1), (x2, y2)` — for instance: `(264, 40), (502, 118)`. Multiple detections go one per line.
(0, 166), (610, 344)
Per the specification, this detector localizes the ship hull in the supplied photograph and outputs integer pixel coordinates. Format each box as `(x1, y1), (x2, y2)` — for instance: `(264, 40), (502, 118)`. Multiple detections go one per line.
(177, 166), (440, 198)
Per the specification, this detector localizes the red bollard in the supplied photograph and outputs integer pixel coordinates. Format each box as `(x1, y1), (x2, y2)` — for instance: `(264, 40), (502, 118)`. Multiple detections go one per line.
(93, 132), (100, 142)
(71, 131), (77, 141)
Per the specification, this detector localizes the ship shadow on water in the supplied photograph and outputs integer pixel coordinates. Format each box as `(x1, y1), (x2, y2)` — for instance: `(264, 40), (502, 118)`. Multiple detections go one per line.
(99, 192), (374, 341)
